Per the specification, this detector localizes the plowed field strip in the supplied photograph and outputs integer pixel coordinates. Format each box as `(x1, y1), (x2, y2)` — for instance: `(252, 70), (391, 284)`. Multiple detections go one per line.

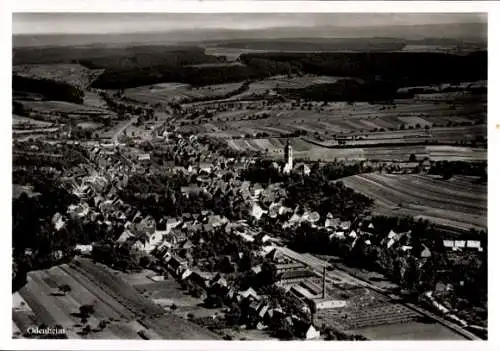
(342, 173), (486, 230)
(412, 174), (486, 194)
(50, 266), (123, 321)
(30, 272), (98, 329)
(19, 277), (80, 338)
(19, 284), (58, 326)
(141, 314), (219, 340)
(60, 265), (135, 320)
(362, 173), (485, 213)
(13, 311), (40, 333)
(70, 260), (164, 316)
(365, 173), (485, 206)
(406, 175), (486, 202)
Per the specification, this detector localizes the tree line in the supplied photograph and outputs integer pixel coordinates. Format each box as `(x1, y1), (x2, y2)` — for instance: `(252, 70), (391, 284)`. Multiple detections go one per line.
(13, 75), (84, 104)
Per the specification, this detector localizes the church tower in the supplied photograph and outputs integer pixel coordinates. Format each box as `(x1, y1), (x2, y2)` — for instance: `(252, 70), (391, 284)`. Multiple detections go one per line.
(284, 139), (293, 167)
(283, 139), (293, 174)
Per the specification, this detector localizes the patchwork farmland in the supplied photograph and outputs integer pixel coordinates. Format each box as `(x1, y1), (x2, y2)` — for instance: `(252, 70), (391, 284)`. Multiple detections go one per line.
(12, 258), (219, 340)
(189, 96), (485, 137)
(228, 138), (485, 162)
(124, 76), (344, 106)
(340, 173), (487, 231)
(173, 85), (486, 162)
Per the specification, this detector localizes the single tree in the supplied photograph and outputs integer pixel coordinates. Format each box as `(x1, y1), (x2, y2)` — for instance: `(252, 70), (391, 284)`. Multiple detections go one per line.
(81, 324), (91, 335)
(79, 304), (95, 317)
(58, 284), (72, 296)
(98, 320), (107, 330)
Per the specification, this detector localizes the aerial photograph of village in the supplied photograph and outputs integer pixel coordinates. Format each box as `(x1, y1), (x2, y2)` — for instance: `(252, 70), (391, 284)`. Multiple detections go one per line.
(11, 13), (487, 341)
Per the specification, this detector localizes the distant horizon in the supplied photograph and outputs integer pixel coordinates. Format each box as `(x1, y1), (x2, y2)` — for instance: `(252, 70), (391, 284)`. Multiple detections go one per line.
(13, 13), (487, 35)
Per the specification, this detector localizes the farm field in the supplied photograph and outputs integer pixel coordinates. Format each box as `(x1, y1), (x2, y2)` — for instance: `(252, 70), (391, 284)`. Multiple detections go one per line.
(227, 138), (486, 162)
(340, 173), (486, 231)
(12, 127), (60, 135)
(182, 91), (486, 162)
(352, 320), (468, 340)
(13, 258), (219, 339)
(313, 125), (486, 147)
(83, 90), (109, 109)
(13, 64), (104, 89)
(202, 98), (485, 137)
(124, 82), (244, 105)
(131, 274), (226, 320)
(19, 101), (114, 117)
(229, 75), (343, 99)
(12, 114), (54, 127)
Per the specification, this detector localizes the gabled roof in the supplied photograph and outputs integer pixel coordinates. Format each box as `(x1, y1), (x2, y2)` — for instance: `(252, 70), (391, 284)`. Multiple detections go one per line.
(388, 230), (398, 239)
(421, 245), (432, 258)
(181, 269), (193, 280)
(239, 287), (259, 300)
(117, 230), (134, 243)
(212, 275), (228, 287)
(180, 240), (194, 250)
(249, 265), (262, 276)
(265, 248), (285, 262)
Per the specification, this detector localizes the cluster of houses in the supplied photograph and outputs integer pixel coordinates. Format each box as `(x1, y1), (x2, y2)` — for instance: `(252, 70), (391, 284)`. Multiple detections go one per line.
(154, 246), (322, 340)
(443, 239), (483, 252)
(49, 130), (485, 339)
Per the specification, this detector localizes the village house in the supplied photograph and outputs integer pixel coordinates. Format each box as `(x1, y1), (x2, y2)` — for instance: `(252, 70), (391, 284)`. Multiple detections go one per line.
(211, 274), (229, 290)
(275, 262), (306, 274)
(443, 239), (483, 252)
(301, 324), (321, 340)
(75, 244), (93, 255)
(276, 269), (319, 288)
(310, 298), (347, 310)
(189, 269), (214, 289)
(165, 254), (188, 276)
(239, 287), (260, 302)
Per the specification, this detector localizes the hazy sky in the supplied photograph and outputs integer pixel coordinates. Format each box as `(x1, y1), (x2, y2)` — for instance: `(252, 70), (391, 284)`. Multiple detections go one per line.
(13, 13), (487, 35)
